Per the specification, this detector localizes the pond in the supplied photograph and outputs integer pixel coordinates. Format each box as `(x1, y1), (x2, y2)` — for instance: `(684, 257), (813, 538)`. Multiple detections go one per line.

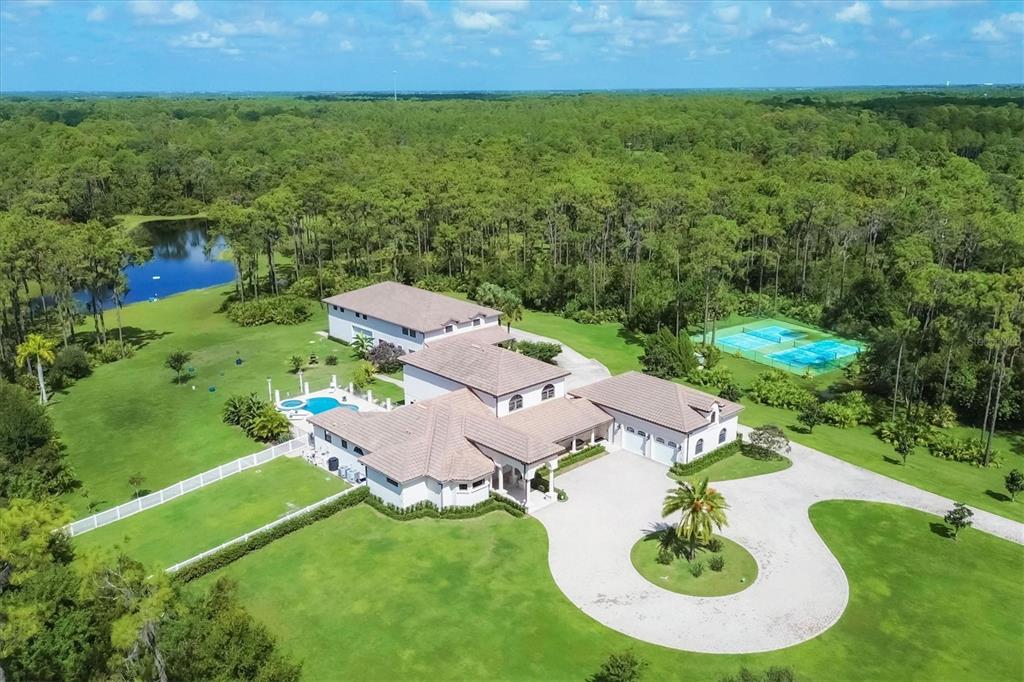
(77, 218), (237, 308)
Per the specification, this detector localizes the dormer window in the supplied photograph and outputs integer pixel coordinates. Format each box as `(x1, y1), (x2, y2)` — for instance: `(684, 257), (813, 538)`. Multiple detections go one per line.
(473, 318), (481, 327)
(509, 394), (524, 412)
(445, 324), (454, 333)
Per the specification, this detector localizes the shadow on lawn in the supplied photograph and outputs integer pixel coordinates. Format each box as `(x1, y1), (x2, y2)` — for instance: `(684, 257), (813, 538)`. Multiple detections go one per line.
(616, 326), (644, 349)
(929, 522), (953, 539)
(76, 326), (172, 350)
(985, 489), (1012, 503)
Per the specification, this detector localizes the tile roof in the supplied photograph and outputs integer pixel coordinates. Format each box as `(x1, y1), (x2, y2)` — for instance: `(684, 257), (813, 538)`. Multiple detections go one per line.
(400, 338), (569, 396)
(423, 325), (513, 348)
(312, 389), (563, 484)
(500, 396), (612, 446)
(323, 282), (501, 333)
(569, 371), (743, 434)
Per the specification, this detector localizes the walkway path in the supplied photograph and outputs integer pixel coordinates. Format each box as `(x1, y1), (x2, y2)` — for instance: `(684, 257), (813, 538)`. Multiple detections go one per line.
(374, 373), (404, 388)
(535, 430), (1024, 654)
(509, 328), (610, 389)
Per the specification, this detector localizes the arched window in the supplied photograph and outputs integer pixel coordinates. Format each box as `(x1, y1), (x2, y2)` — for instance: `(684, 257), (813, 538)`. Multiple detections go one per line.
(719, 428), (727, 444)
(509, 394), (524, 412)
(695, 439), (704, 455)
(541, 383), (555, 400)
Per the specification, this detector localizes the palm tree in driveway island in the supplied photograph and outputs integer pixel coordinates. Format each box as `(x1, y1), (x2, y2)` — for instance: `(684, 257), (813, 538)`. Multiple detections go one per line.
(662, 477), (730, 560)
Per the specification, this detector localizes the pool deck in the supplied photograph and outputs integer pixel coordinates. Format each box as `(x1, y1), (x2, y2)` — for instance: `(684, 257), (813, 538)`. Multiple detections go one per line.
(282, 386), (388, 438)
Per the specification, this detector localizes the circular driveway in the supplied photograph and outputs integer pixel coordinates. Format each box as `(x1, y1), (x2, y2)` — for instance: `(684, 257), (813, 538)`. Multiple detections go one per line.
(534, 436), (1024, 654)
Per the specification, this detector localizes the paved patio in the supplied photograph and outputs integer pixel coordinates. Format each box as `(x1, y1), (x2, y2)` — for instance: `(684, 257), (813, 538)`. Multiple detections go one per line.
(534, 433), (1024, 654)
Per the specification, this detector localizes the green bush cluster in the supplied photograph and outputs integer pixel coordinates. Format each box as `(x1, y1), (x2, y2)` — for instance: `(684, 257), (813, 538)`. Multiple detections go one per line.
(708, 555), (726, 572)
(928, 434), (997, 467)
(91, 339), (135, 363)
(669, 440), (742, 478)
(819, 390), (873, 428)
(171, 488), (369, 583)
(365, 492), (526, 520)
(510, 340), (562, 364)
(222, 393), (291, 442)
(747, 370), (814, 410)
(226, 295), (312, 327)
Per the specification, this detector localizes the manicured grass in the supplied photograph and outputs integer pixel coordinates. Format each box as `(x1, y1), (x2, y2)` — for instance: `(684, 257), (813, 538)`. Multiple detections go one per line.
(516, 309), (643, 375)
(513, 307), (1023, 521)
(74, 457), (346, 570)
(197, 502), (1023, 681)
(50, 285), (400, 515)
(674, 452), (792, 482)
(631, 534), (757, 597)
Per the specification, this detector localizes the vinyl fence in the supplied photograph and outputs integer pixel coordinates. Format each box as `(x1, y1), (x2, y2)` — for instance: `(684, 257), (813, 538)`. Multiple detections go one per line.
(66, 438), (306, 537)
(165, 484), (364, 574)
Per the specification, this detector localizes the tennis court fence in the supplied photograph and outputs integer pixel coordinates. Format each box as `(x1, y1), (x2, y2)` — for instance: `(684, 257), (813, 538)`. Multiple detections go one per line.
(66, 437), (307, 537)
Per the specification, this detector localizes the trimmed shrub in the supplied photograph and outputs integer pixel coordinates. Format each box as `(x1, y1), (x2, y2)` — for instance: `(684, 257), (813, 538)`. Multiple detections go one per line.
(511, 340), (562, 364)
(706, 537), (723, 553)
(171, 488), (369, 583)
(92, 340), (135, 363)
(325, 354), (338, 366)
(226, 295), (311, 327)
(52, 345), (92, 381)
(719, 381), (743, 402)
(222, 392), (263, 427)
(368, 341), (403, 374)
(689, 561), (705, 578)
(746, 370), (814, 410)
(708, 555), (726, 572)
(927, 403), (958, 428)
(819, 391), (873, 428)
(365, 492), (526, 520)
(670, 440), (741, 478)
(927, 434), (994, 467)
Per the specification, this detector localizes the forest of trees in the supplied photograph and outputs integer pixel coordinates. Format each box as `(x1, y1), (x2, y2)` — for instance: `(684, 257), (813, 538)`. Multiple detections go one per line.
(0, 91), (1021, 432)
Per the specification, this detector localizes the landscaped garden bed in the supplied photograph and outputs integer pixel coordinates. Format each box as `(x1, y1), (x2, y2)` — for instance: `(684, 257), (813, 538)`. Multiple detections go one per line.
(630, 533), (757, 597)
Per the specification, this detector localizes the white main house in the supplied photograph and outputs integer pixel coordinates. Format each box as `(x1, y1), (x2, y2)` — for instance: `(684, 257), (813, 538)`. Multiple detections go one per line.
(312, 282), (742, 511)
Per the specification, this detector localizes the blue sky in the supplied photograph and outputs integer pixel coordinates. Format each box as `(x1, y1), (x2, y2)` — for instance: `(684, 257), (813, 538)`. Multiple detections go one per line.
(1, 0), (1021, 92)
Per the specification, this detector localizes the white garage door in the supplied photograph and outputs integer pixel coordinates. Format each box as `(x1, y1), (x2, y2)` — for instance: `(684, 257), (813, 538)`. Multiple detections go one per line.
(651, 439), (676, 466)
(621, 427), (645, 454)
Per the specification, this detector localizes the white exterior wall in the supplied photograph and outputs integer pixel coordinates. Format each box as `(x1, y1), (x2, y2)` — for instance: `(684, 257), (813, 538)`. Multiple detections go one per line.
(443, 480), (491, 507)
(328, 304), (500, 352)
(367, 469), (489, 509)
(604, 406), (739, 466)
(403, 364), (466, 403)
(311, 425), (368, 475)
(327, 305), (425, 352)
(496, 376), (566, 417)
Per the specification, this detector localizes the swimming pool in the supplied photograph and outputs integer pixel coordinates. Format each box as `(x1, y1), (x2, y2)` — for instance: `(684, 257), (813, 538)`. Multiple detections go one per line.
(278, 397), (359, 415)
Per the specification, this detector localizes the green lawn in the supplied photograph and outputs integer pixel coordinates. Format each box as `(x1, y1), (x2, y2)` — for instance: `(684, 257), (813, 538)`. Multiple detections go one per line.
(74, 457), (346, 570)
(50, 285), (400, 515)
(199, 502), (1023, 681)
(515, 310), (1024, 522)
(631, 534), (757, 597)
(674, 452), (792, 482)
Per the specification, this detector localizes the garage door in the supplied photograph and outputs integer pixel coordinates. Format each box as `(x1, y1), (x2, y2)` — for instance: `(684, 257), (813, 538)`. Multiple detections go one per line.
(621, 427), (645, 454)
(651, 439), (676, 466)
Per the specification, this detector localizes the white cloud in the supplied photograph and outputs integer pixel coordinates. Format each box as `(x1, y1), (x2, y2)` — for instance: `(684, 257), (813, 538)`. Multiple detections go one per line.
(489, 46), (502, 56)
(882, 1), (971, 9)
(532, 38), (553, 51)
(86, 5), (107, 22)
(971, 19), (1001, 42)
(170, 0), (198, 21)
(298, 10), (329, 26)
(338, 39), (354, 51)
(970, 14), (1021, 43)
(713, 5), (741, 24)
(214, 19), (283, 36)
(459, 0), (528, 11)
(771, 34), (838, 53)
(836, 2), (871, 25)
(453, 9), (504, 30)
(634, 0), (686, 19)
(171, 31), (225, 49)
(221, 47), (242, 56)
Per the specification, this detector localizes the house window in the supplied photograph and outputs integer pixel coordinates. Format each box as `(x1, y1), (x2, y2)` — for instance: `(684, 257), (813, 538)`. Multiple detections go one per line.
(385, 477), (399, 488)
(473, 318), (481, 327)
(668, 441), (677, 448)
(401, 327), (417, 338)
(638, 430), (647, 438)
(324, 433), (332, 444)
(541, 383), (555, 400)
(341, 439), (349, 449)
(695, 439), (704, 455)
(354, 446), (364, 456)
(339, 307), (345, 312)
(458, 483), (468, 491)
(473, 478), (485, 488)
(508, 394), (524, 412)
(626, 426), (635, 433)
(656, 437), (665, 444)
(445, 324), (454, 333)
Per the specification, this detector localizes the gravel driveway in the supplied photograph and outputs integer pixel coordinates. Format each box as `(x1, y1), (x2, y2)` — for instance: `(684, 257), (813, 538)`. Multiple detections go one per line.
(534, 432), (1024, 654)
(509, 328), (610, 389)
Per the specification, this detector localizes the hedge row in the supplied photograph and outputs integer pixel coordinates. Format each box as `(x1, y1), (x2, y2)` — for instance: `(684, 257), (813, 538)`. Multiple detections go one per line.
(170, 487), (369, 583)
(365, 492), (526, 520)
(669, 440), (743, 478)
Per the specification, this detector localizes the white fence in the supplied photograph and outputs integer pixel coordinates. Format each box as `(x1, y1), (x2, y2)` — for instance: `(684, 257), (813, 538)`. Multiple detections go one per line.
(165, 484), (365, 574)
(66, 438), (306, 537)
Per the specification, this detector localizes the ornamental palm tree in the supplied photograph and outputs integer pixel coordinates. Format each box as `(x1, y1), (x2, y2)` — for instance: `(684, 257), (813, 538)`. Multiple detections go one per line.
(662, 477), (729, 560)
(351, 333), (373, 360)
(16, 334), (57, 404)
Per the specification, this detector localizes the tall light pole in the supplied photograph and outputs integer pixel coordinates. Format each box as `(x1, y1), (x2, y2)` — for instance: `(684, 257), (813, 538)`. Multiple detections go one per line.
(392, 70), (397, 101)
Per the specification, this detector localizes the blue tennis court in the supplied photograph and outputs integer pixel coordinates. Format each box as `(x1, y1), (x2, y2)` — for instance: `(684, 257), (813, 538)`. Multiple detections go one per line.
(718, 332), (774, 351)
(743, 325), (805, 344)
(768, 340), (860, 369)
